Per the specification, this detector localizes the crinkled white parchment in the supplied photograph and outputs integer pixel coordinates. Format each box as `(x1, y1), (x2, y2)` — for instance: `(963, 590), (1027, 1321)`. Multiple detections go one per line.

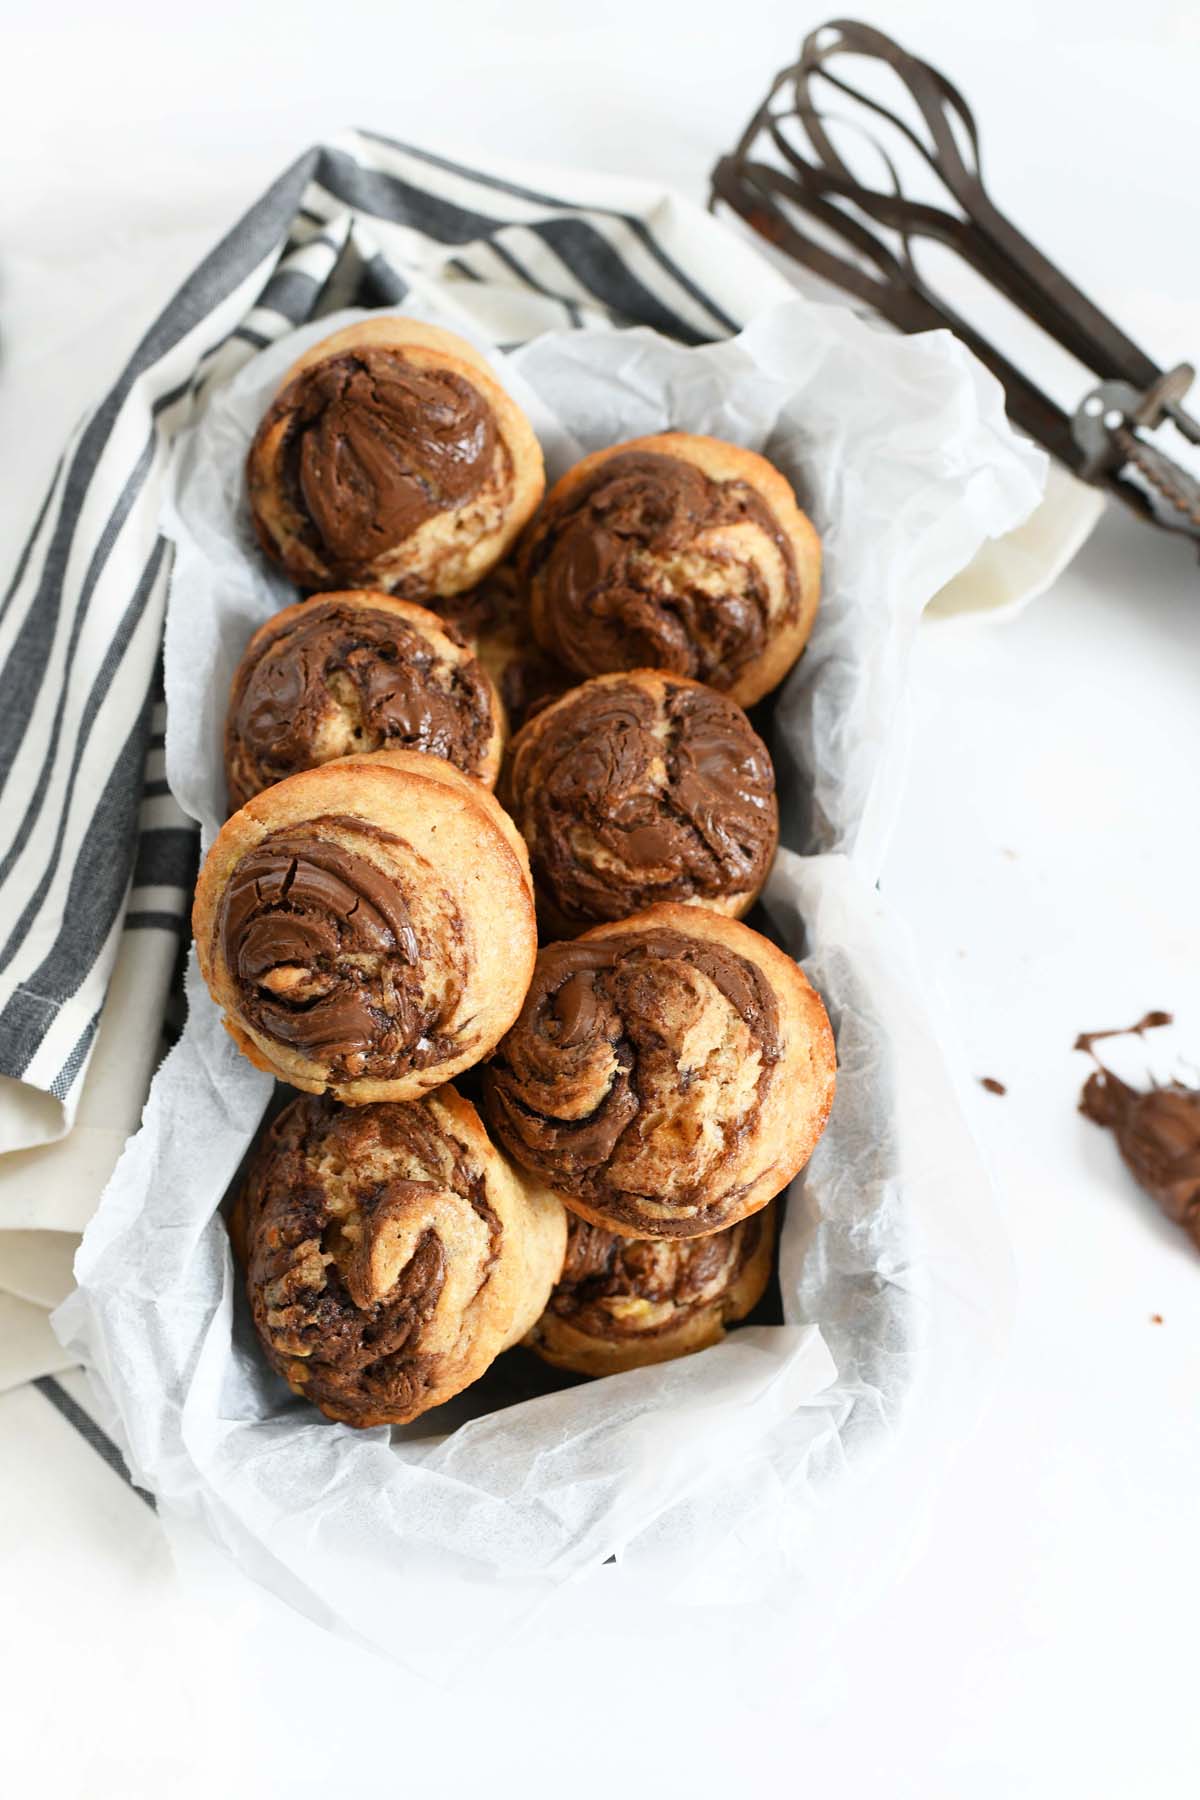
(57, 297), (1041, 1676)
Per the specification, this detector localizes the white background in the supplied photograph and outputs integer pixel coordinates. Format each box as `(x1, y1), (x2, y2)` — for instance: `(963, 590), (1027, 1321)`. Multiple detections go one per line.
(3, 1), (1199, 1794)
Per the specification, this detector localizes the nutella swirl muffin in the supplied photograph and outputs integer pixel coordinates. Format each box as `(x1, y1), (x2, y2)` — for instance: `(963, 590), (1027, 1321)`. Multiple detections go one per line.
(483, 903), (835, 1238)
(225, 591), (504, 809)
(502, 670), (779, 935)
(525, 1203), (776, 1376)
(246, 317), (544, 597)
(522, 432), (821, 707)
(193, 750), (536, 1104)
(231, 1088), (566, 1427)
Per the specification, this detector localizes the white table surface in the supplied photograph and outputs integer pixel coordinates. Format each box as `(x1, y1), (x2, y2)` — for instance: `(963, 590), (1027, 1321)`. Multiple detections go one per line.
(4, 2), (1199, 1794)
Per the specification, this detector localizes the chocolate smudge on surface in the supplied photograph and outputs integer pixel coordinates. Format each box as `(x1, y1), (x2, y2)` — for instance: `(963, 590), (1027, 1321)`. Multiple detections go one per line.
(1074, 1010), (1173, 1058)
(1075, 1011), (1200, 1249)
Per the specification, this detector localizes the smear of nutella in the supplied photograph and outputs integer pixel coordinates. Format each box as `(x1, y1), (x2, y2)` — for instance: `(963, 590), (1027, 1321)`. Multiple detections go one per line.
(509, 676), (778, 925)
(527, 450), (799, 689)
(1076, 1011), (1200, 1245)
(226, 599), (494, 805)
(548, 1210), (763, 1341)
(483, 924), (781, 1230)
(261, 349), (499, 579)
(239, 1094), (501, 1425)
(1074, 1010), (1173, 1058)
(219, 816), (457, 1082)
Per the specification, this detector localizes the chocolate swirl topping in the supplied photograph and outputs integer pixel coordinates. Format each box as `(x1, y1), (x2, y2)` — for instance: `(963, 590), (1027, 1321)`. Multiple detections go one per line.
(238, 1094), (502, 1427)
(548, 1209), (765, 1341)
(527, 451), (800, 690)
(506, 675), (778, 927)
(218, 815), (464, 1083)
(225, 599), (496, 808)
(483, 924), (782, 1233)
(253, 349), (504, 584)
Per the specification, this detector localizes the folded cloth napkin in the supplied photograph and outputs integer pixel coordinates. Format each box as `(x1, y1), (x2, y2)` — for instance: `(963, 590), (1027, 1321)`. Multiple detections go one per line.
(0, 1235), (78, 1393)
(0, 130), (1097, 1392)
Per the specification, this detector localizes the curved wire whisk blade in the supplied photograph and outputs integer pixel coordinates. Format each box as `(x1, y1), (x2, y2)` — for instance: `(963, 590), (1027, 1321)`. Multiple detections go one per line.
(712, 19), (1200, 543)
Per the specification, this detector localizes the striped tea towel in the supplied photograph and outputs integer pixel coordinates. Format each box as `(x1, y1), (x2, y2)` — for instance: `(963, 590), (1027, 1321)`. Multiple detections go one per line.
(0, 130), (797, 1178)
